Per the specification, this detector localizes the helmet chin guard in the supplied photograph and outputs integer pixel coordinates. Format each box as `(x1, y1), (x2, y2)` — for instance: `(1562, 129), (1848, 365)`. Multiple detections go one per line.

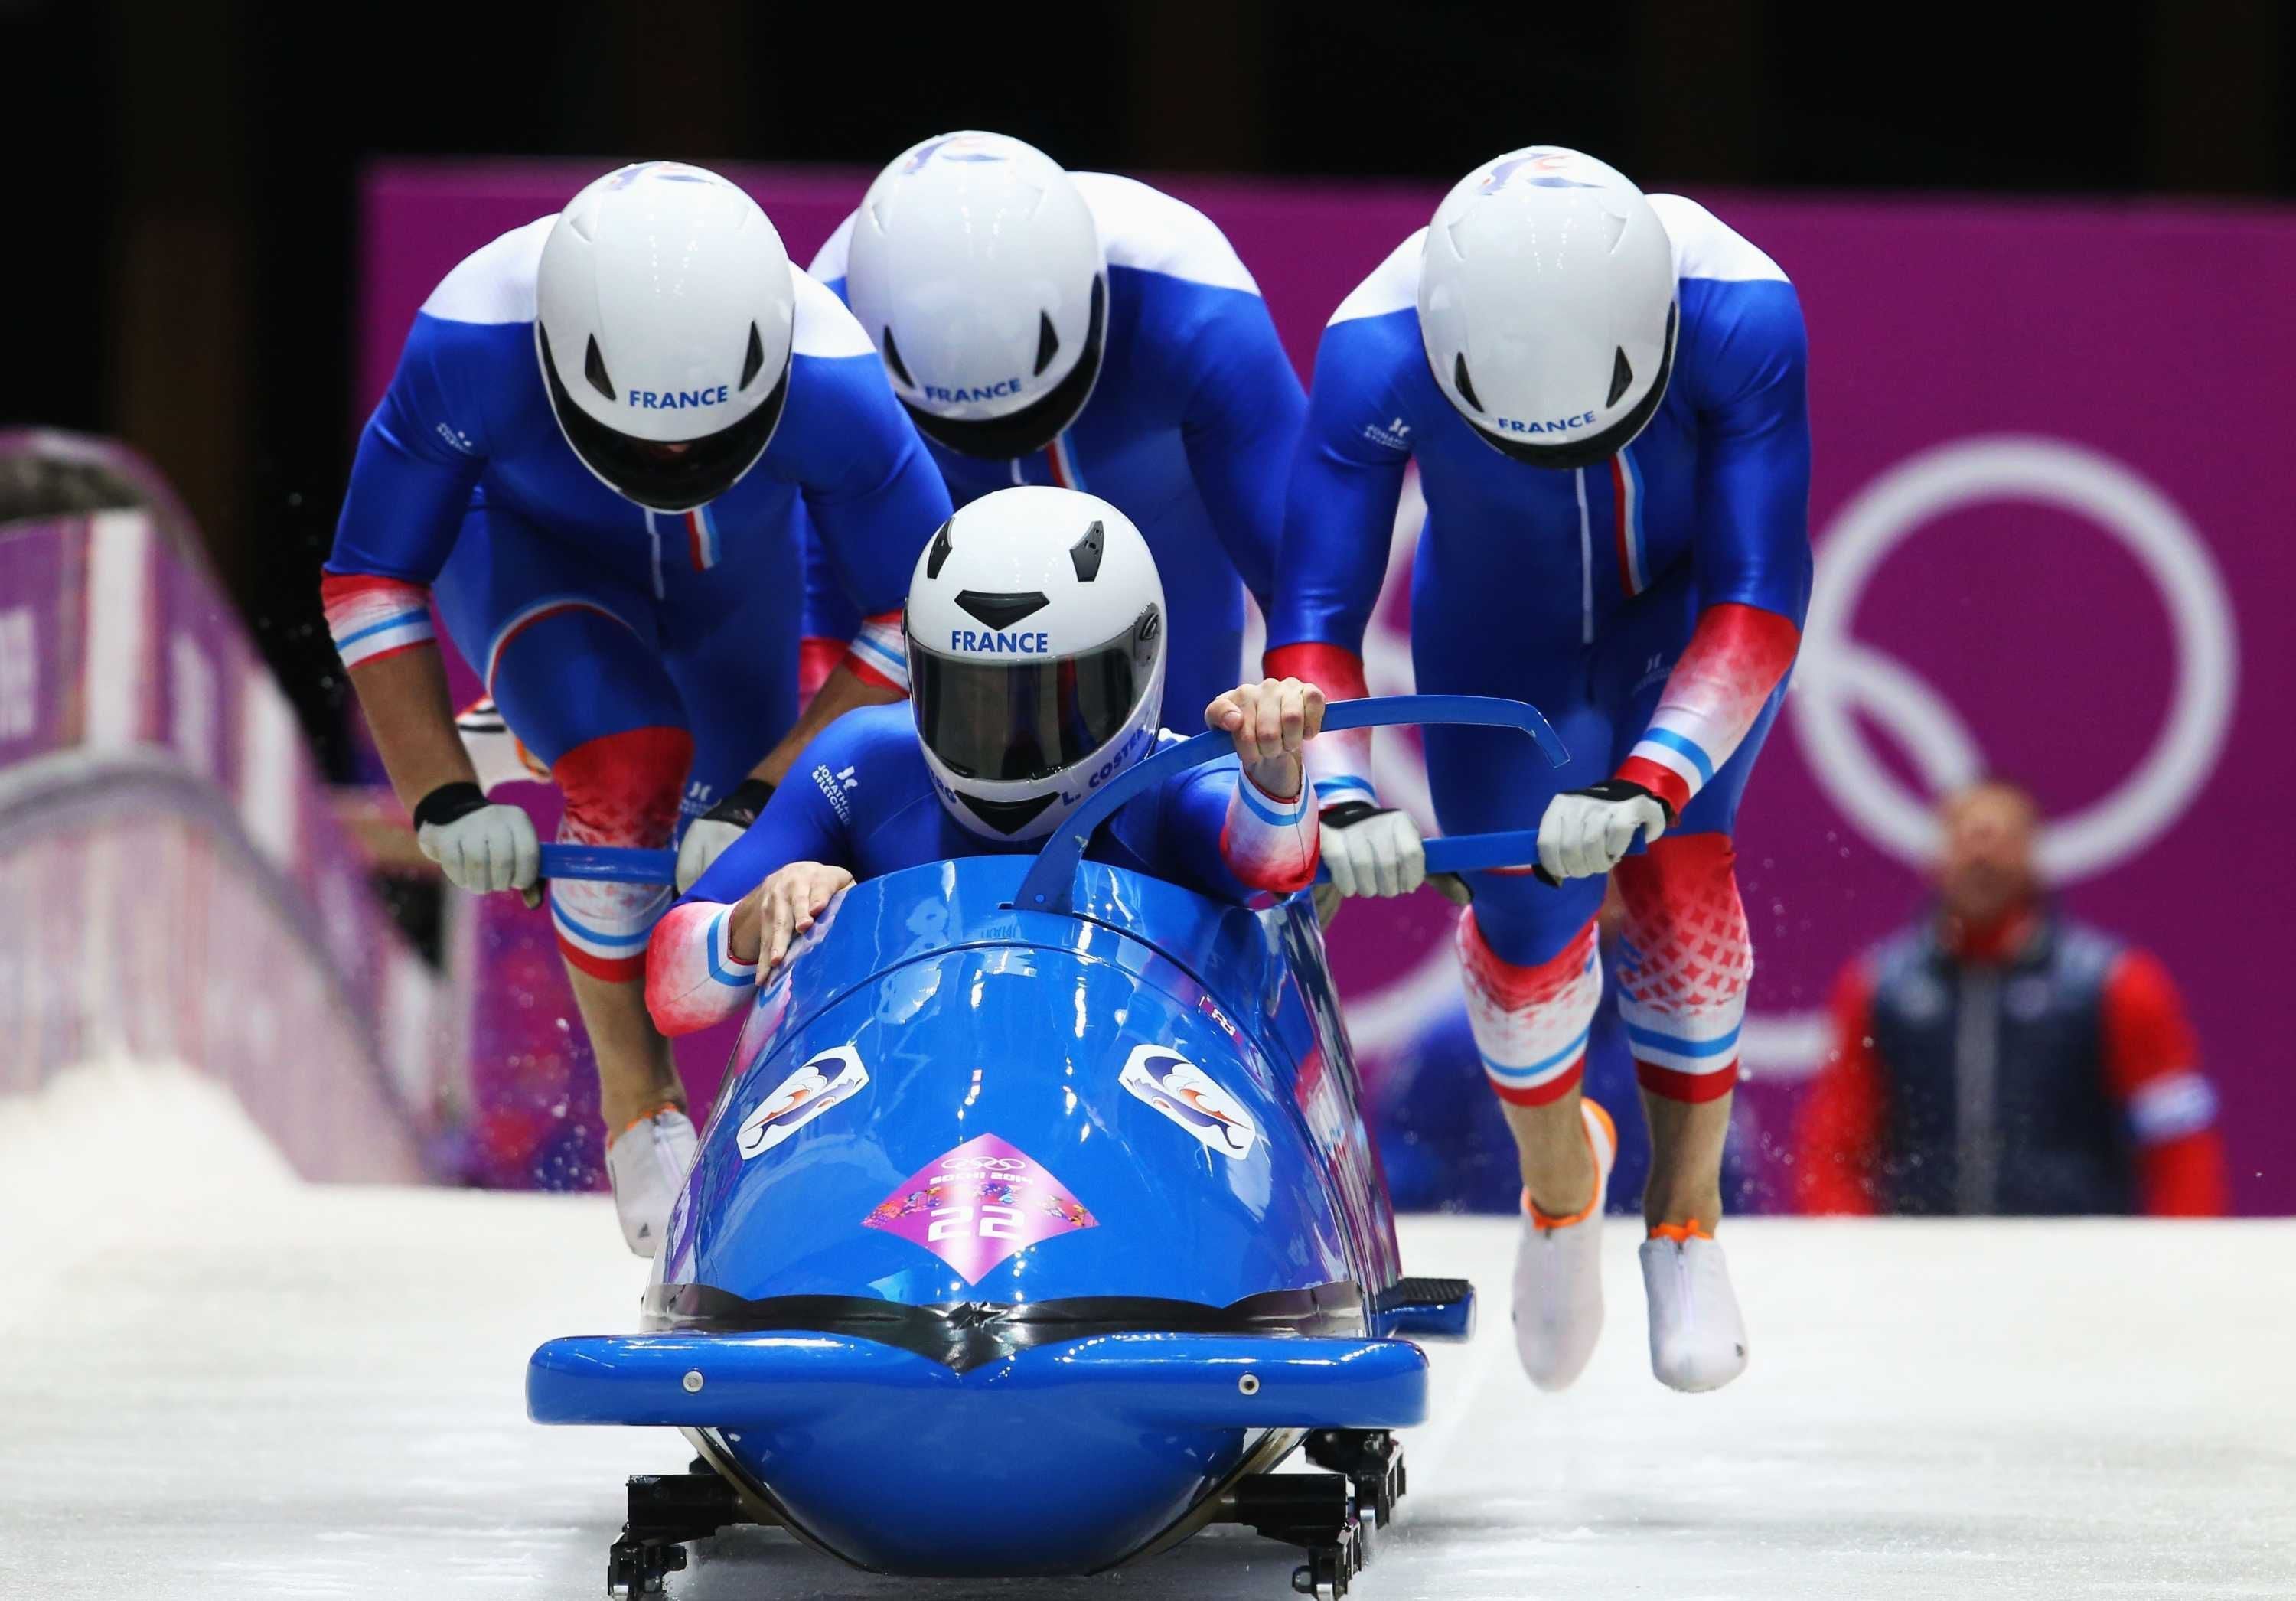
(903, 487), (1168, 842)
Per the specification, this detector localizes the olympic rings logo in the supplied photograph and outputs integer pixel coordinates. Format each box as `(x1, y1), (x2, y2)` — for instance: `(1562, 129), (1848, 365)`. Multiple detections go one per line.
(1791, 435), (2237, 882)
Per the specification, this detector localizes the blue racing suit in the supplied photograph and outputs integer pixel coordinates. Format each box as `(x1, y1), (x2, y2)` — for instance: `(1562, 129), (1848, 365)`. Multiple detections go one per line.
(325, 215), (951, 978)
(804, 172), (1302, 722)
(1267, 194), (1811, 1107)
(644, 705), (1319, 1034)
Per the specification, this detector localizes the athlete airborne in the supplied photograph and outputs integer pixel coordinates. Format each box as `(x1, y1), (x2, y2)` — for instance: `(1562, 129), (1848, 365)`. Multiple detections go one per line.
(1267, 145), (1812, 1393)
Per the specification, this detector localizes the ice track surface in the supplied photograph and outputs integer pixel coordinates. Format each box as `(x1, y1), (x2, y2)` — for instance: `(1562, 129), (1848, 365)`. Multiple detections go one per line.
(3, 1063), (2289, 1599)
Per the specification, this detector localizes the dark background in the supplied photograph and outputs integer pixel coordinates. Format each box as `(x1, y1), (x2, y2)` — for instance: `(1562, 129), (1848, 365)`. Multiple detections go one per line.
(3, 0), (2288, 772)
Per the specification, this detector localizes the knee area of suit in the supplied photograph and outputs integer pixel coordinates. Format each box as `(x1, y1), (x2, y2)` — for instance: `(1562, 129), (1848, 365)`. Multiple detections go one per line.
(553, 726), (696, 847)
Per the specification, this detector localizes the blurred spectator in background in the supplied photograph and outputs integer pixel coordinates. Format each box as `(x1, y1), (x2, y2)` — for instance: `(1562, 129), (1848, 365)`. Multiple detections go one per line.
(1795, 780), (2227, 1216)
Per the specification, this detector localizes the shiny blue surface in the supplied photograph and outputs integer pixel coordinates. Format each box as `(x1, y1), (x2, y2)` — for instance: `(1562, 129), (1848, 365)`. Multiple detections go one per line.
(1377, 1292), (1479, 1342)
(661, 855), (1395, 1317)
(608, 856), (1420, 1572)
(527, 699), (1560, 1575)
(529, 1331), (1427, 1430)
(531, 1327), (1423, 1569)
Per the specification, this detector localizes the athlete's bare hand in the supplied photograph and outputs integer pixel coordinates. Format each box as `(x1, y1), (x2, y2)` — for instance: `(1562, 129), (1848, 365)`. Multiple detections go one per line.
(1207, 677), (1326, 800)
(729, 861), (855, 972)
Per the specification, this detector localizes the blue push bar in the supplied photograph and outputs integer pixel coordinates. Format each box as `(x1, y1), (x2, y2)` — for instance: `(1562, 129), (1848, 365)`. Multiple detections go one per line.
(538, 695), (1572, 902)
(1015, 693), (1569, 914)
(538, 843), (678, 885)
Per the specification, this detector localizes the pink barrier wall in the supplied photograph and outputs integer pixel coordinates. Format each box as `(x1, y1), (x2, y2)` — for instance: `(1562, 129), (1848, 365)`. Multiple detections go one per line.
(360, 161), (2294, 1212)
(0, 514), (444, 1182)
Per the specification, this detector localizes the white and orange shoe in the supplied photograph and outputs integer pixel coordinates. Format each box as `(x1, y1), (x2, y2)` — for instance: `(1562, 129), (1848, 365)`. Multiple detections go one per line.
(605, 1104), (698, 1259)
(1639, 1218), (1749, 1392)
(1511, 1097), (1618, 1392)
(455, 696), (550, 795)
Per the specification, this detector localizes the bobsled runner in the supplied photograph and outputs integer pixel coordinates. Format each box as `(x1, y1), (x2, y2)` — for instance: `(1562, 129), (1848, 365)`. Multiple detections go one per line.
(527, 695), (1567, 1596)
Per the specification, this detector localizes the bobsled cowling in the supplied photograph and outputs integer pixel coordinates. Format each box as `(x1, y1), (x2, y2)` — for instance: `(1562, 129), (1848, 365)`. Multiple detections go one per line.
(529, 697), (1561, 1580)
(540, 857), (1420, 1575)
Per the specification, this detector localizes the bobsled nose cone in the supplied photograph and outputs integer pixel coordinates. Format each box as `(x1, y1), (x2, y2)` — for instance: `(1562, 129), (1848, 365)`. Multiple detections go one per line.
(667, 1332), (1427, 1577)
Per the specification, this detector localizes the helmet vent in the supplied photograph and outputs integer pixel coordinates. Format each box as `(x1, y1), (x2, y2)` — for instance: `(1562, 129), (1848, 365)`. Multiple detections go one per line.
(882, 327), (916, 389)
(1033, 312), (1060, 377)
(1069, 520), (1105, 581)
(1607, 347), (1633, 408)
(925, 517), (955, 580)
(739, 322), (766, 390)
(582, 335), (616, 402)
(954, 590), (1049, 629)
(1453, 354), (1485, 413)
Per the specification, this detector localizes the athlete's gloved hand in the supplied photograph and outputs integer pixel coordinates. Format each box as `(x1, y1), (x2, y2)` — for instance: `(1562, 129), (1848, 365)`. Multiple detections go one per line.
(675, 778), (775, 893)
(1319, 800), (1428, 898)
(1536, 779), (1675, 882)
(414, 781), (540, 895)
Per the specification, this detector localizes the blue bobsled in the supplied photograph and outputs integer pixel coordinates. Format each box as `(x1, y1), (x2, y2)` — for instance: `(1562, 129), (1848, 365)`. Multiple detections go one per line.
(527, 696), (1567, 1596)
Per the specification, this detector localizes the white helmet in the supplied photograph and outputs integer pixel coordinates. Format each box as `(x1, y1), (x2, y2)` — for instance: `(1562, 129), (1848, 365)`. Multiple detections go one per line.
(1419, 146), (1677, 470)
(905, 486), (1166, 840)
(845, 132), (1107, 460)
(535, 161), (796, 510)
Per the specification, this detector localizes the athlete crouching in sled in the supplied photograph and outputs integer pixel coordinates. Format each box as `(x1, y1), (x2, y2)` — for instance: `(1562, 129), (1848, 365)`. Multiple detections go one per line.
(1268, 147), (1812, 1394)
(647, 485), (1327, 1032)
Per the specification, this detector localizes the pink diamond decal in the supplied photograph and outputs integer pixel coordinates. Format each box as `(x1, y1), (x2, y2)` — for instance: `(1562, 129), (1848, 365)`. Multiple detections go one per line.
(863, 1133), (1097, 1284)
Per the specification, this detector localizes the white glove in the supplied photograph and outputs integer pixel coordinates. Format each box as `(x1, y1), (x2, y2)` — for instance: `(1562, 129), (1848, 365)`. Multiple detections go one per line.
(674, 778), (775, 893)
(1536, 781), (1672, 882)
(675, 818), (744, 894)
(413, 782), (540, 894)
(1319, 800), (1427, 898)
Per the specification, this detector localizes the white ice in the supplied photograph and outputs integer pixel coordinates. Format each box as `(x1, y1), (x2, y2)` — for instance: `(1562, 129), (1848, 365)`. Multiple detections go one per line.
(2, 1061), (2288, 1599)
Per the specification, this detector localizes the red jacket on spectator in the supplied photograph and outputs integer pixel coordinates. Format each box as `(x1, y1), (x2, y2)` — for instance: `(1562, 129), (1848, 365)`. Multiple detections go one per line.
(1796, 903), (2228, 1217)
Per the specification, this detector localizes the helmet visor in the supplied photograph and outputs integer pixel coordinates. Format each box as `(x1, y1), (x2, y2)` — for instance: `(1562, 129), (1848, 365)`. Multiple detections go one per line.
(540, 324), (789, 511)
(908, 604), (1159, 783)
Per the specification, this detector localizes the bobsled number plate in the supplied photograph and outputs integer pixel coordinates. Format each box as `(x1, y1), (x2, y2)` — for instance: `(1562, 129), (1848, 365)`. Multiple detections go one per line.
(864, 1133), (1097, 1284)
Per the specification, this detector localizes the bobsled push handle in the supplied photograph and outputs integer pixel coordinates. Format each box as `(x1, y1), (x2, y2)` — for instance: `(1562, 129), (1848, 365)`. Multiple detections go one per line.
(536, 843), (679, 885)
(1015, 693), (1570, 915)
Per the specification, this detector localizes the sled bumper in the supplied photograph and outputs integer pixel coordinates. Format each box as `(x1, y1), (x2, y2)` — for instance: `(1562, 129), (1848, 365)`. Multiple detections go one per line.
(529, 1329), (1427, 1430)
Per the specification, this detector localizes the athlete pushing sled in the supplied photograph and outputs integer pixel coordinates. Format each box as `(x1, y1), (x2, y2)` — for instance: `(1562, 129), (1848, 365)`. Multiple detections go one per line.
(324, 162), (950, 1254)
(1268, 145), (1812, 1393)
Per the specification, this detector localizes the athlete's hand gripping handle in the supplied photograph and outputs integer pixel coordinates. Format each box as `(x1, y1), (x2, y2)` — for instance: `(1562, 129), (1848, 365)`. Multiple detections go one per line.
(1536, 778), (1675, 882)
(1017, 693), (1570, 914)
(674, 778), (775, 893)
(415, 782), (541, 896)
(1318, 800), (1428, 899)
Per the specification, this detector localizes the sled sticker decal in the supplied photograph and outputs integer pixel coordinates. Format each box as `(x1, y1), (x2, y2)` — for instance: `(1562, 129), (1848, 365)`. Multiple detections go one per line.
(863, 1133), (1096, 1283)
(1196, 993), (1240, 1039)
(737, 1045), (869, 1159)
(1120, 1043), (1259, 1160)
